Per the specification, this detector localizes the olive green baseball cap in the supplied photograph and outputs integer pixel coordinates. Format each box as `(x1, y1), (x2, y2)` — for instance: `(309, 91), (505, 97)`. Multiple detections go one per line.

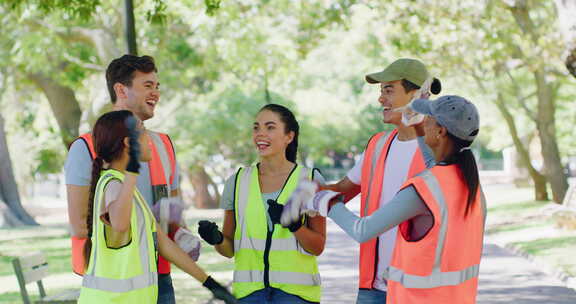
(365, 58), (429, 86)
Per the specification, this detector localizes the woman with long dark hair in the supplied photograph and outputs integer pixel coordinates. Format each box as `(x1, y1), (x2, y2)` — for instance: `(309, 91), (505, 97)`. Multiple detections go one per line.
(198, 104), (326, 303)
(283, 96), (486, 304)
(78, 110), (236, 304)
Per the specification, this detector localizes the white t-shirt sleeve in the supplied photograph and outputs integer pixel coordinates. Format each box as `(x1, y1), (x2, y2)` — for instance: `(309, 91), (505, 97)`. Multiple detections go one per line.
(100, 180), (123, 225)
(346, 152), (364, 185)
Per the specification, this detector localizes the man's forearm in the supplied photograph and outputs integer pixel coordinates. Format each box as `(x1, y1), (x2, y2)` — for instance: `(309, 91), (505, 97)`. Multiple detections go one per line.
(319, 178), (360, 203)
(66, 185), (90, 237)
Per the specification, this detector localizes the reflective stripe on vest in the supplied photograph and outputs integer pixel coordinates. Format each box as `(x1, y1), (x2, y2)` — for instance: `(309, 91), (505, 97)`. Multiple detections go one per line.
(234, 270), (321, 286)
(74, 132), (175, 275)
(358, 130), (426, 289)
(80, 170), (158, 302)
(232, 165), (321, 303)
(386, 167), (486, 303)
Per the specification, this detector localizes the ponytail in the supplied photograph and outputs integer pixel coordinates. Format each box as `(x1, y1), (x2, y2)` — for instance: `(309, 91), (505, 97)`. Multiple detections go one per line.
(446, 133), (479, 216)
(84, 156), (104, 268)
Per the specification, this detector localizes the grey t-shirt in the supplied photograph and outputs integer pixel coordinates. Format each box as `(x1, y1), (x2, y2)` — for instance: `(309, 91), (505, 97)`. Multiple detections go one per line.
(220, 167), (326, 230)
(64, 136), (180, 207)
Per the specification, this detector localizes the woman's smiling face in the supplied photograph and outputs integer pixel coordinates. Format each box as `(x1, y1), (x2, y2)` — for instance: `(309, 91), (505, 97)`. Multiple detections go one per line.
(252, 109), (294, 159)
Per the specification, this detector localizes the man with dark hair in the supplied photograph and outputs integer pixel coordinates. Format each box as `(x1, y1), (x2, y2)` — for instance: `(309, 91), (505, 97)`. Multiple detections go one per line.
(65, 54), (198, 304)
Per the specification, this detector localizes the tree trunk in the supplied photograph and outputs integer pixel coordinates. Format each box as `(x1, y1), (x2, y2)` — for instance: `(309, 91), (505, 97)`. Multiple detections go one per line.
(124, 0), (138, 55)
(188, 166), (220, 209)
(554, 0), (576, 78)
(508, 1), (569, 203)
(0, 113), (38, 227)
(533, 71), (569, 203)
(495, 93), (549, 201)
(27, 73), (82, 148)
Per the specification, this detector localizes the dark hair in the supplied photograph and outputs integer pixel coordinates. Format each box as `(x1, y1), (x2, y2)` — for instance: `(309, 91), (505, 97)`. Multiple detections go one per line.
(84, 110), (133, 268)
(259, 104), (299, 163)
(401, 78), (442, 95)
(106, 55), (157, 103)
(445, 132), (479, 216)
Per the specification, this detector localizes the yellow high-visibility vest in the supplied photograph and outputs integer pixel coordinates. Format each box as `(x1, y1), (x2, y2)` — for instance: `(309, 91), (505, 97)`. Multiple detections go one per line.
(233, 164), (321, 303)
(79, 169), (158, 304)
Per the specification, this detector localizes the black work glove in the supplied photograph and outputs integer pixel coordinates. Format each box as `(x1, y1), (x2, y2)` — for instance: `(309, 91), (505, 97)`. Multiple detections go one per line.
(124, 115), (141, 174)
(267, 199), (302, 232)
(198, 220), (224, 245)
(203, 276), (238, 304)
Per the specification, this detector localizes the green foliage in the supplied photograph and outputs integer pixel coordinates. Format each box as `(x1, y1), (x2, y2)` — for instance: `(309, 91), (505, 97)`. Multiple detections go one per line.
(1, 0), (575, 195)
(35, 148), (64, 175)
(1, 0), (101, 20)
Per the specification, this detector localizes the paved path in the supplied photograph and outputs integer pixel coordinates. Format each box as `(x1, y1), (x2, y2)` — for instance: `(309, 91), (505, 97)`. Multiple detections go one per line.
(318, 201), (576, 303)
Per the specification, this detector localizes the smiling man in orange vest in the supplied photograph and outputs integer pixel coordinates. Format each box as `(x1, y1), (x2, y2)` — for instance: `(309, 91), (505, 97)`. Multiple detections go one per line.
(321, 58), (440, 303)
(65, 55), (199, 304)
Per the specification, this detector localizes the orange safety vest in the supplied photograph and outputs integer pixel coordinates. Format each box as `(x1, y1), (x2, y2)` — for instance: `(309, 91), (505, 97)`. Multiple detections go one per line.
(386, 165), (486, 304)
(359, 129), (426, 289)
(69, 131), (176, 276)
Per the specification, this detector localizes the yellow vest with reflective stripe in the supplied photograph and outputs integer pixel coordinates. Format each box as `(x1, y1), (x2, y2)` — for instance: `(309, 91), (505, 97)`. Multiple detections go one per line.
(233, 165), (321, 302)
(79, 169), (158, 304)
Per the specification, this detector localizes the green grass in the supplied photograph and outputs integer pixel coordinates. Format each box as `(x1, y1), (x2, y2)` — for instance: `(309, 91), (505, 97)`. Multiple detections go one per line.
(487, 199), (548, 215)
(486, 218), (552, 234)
(0, 288), (75, 304)
(512, 236), (576, 256)
(483, 185), (576, 277)
(0, 233), (71, 276)
(0, 219), (233, 303)
(512, 236), (576, 276)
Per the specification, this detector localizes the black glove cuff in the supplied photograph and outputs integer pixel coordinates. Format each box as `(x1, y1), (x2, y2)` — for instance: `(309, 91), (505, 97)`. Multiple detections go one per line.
(213, 231), (224, 245)
(287, 217), (303, 232)
(203, 276), (220, 289)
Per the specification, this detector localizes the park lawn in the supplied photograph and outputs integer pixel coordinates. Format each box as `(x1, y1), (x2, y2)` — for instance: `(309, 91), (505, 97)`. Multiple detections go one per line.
(0, 217), (233, 304)
(485, 185), (576, 277)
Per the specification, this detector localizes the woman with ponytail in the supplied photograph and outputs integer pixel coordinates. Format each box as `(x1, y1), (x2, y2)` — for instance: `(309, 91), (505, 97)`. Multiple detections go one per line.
(79, 110), (237, 304)
(284, 96), (486, 304)
(197, 104), (326, 303)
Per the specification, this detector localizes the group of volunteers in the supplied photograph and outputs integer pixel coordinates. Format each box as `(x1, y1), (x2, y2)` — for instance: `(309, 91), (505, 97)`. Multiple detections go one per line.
(65, 54), (485, 304)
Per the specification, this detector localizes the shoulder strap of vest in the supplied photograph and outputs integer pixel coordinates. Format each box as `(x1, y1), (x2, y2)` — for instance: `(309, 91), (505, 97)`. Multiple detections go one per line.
(72, 133), (96, 160)
(232, 167), (243, 211)
(157, 132), (176, 175)
(148, 131), (176, 186)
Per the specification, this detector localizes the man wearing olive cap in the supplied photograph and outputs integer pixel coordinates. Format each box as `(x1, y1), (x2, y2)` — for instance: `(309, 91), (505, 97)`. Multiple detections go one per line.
(320, 58), (440, 303)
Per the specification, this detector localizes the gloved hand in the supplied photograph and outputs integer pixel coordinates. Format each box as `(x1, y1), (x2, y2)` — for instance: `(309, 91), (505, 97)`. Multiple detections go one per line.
(152, 197), (184, 233)
(173, 227), (201, 261)
(124, 115), (141, 174)
(280, 180), (317, 226)
(198, 220), (224, 245)
(281, 181), (343, 226)
(267, 199), (302, 232)
(203, 276), (238, 304)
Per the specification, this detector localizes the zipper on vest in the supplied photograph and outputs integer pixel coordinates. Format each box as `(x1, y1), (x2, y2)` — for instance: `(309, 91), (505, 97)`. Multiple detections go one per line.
(263, 226), (274, 288)
(373, 238), (380, 287)
(257, 163), (298, 289)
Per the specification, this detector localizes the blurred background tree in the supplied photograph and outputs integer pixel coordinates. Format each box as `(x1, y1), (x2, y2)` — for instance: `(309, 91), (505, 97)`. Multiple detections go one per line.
(0, 0), (574, 225)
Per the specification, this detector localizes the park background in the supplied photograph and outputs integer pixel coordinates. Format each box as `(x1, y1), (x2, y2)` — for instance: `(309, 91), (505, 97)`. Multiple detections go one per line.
(0, 0), (576, 303)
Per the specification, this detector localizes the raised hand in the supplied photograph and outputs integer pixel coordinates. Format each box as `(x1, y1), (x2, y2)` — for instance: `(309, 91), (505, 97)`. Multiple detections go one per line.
(124, 115), (141, 174)
(280, 180), (317, 226)
(268, 199), (302, 232)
